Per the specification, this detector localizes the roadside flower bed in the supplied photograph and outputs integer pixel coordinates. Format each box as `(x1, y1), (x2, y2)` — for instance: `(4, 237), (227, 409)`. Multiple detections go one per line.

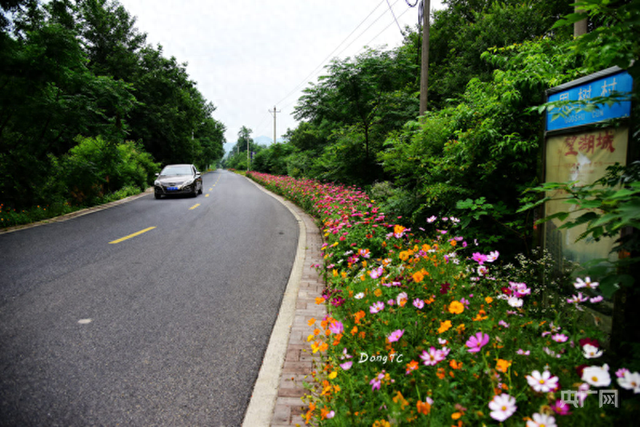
(247, 171), (640, 426)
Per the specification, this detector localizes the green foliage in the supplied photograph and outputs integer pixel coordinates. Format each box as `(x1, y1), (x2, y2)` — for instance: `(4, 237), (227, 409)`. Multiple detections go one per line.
(0, 0), (225, 214)
(55, 135), (159, 206)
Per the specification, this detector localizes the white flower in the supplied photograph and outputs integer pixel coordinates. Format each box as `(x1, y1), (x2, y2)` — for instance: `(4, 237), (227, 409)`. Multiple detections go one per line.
(574, 277), (599, 289)
(617, 371), (640, 393)
(427, 215), (437, 223)
(527, 413), (557, 427)
(582, 343), (603, 359)
(354, 292), (365, 300)
(507, 296), (523, 307)
(486, 251), (500, 262)
(488, 394), (517, 422)
(582, 364), (611, 387)
(526, 370), (559, 392)
(590, 295), (603, 303)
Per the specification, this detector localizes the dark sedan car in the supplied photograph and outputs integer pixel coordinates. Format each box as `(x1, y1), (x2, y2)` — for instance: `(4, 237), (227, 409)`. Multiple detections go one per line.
(154, 164), (203, 199)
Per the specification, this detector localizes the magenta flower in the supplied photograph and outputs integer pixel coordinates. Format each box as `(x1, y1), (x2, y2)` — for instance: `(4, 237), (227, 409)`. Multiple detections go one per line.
(466, 332), (490, 353)
(550, 399), (572, 416)
(471, 252), (487, 264)
(370, 301), (384, 314)
(387, 329), (404, 343)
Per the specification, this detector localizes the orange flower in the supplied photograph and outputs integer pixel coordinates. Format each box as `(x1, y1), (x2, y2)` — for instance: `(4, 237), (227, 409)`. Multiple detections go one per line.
(399, 251), (410, 261)
(438, 320), (452, 334)
(315, 297), (325, 305)
(354, 310), (366, 324)
(314, 328), (321, 336)
(449, 359), (462, 370)
(413, 271), (425, 283)
(307, 318), (316, 326)
(495, 359), (511, 373)
(448, 301), (464, 314)
(450, 240), (457, 247)
(485, 296), (494, 304)
(406, 360), (419, 375)
(422, 244), (431, 252)
(417, 400), (431, 415)
(374, 288), (382, 297)
(393, 391), (409, 410)
(437, 367), (446, 379)
(456, 323), (466, 334)
(351, 326), (358, 336)
(425, 297), (435, 304)
(451, 412), (462, 420)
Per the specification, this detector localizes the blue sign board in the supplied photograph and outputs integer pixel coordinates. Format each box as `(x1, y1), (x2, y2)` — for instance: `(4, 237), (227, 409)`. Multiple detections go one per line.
(546, 70), (633, 132)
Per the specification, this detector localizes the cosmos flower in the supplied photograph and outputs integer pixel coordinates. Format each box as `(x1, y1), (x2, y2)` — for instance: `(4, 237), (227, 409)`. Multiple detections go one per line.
(370, 301), (384, 314)
(526, 413), (557, 427)
(574, 277), (599, 289)
(427, 215), (437, 223)
(582, 364), (611, 387)
(328, 321), (344, 335)
(550, 399), (572, 416)
(486, 251), (499, 262)
(354, 292), (365, 299)
(387, 329), (404, 343)
(552, 333), (568, 343)
(488, 394), (517, 422)
(617, 371), (640, 393)
(420, 347), (448, 366)
(526, 370), (559, 392)
(466, 332), (490, 353)
(582, 343), (603, 359)
(413, 298), (424, 309)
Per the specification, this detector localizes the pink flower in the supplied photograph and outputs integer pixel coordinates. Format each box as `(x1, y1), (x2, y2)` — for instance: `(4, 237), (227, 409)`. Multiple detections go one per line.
(328, 321), (344, 335)
(590, 296), (603, 303)
(567, 293), (588, 304)
(387, 329), (404, 343)
(526, 370), (559, 392)
(488, 394), (517, 422)
(517, 349), (530, 356)
(369, 266), (383, 279)
(370, 301), (384, 314)
(427, 215), (437, 223)
(552, 333), (568, 343)
(413, 298), (424, 309)
(499, 320), (510, 328)
(420, 347), (448, 366)
(616, 368), (630, 378)
(466, 332), (490, 353)
(340, 361), (353, 370)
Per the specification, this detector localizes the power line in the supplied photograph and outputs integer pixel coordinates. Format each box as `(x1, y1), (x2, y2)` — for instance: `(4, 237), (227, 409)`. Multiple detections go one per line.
(273, 0), (386, 107)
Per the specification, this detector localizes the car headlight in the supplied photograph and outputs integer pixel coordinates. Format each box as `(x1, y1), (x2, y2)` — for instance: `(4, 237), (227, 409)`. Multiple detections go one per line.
(154, 180), (160, 186)
(180, 179), (194, 189)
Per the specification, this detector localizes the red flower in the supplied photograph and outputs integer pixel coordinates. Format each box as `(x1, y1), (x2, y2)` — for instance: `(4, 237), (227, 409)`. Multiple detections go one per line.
(579, 338), (599, 348)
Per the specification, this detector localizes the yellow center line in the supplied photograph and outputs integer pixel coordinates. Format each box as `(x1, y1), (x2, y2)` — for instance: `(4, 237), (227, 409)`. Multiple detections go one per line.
(205, 194), (210, 197)
(189, 203), (201, 210)
(109, 226), (156, 244)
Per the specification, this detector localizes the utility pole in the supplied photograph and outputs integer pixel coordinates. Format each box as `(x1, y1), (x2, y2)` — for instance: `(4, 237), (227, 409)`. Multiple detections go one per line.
(247, 136), (250, 171)
(574, 4), (587, 37)
(419, 0), (430, 116)
(269, 106), (281, 144)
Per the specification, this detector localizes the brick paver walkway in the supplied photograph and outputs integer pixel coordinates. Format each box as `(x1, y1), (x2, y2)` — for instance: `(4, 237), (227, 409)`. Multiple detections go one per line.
(270, 205), (326, 427)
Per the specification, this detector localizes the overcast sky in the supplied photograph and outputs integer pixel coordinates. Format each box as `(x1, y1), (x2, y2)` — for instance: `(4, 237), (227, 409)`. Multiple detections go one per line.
(117, 0), (444, 144)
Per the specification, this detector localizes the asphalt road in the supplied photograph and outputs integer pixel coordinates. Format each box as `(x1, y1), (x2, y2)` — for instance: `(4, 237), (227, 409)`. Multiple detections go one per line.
(0, 170), (299, 426)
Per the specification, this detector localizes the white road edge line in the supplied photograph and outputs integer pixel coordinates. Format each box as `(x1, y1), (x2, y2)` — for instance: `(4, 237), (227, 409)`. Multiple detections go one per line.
(241, 176), (307, 427)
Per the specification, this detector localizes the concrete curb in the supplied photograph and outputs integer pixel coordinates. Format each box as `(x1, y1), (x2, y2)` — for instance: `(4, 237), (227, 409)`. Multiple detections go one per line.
(242, 178), (306, 426)
(242, 177), (326, 427)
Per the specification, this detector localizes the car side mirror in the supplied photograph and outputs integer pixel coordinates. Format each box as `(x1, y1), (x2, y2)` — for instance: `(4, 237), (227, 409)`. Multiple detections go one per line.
(155, 173), (159, 176)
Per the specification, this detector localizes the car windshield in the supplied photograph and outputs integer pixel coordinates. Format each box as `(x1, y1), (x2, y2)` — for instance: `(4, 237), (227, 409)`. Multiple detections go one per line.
(160, 165), (192, 176)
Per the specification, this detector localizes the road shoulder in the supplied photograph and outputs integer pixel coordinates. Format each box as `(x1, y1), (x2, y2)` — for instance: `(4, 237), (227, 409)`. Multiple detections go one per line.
(242, 177), (326, 427)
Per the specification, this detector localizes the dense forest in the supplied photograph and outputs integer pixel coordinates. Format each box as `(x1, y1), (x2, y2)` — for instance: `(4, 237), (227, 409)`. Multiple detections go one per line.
(232, 0), (638, 258)
(0, 0), (225, 216)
